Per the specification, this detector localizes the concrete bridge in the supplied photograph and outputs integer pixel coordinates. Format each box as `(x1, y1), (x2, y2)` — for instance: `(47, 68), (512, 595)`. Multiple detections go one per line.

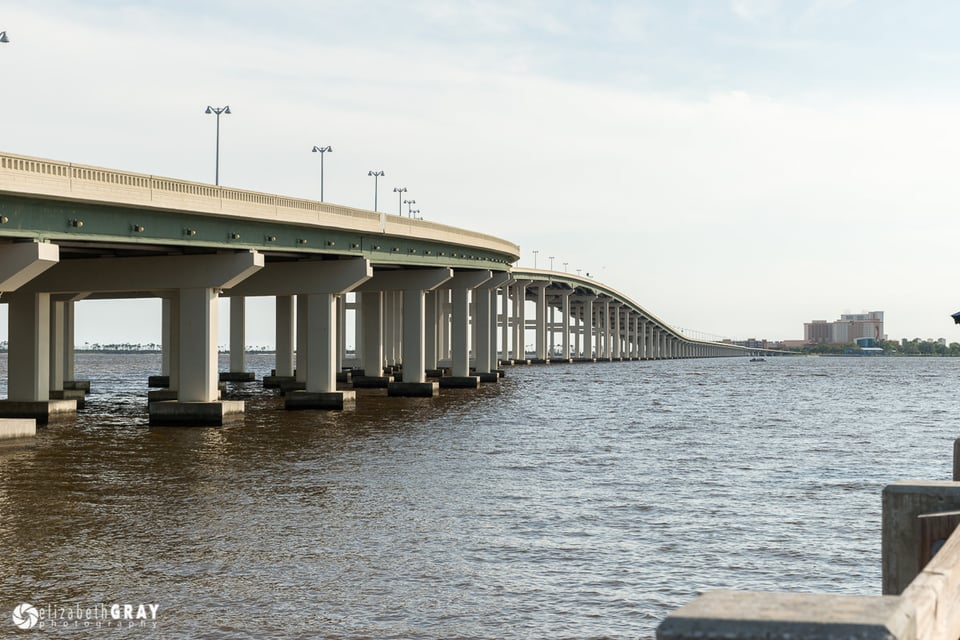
(0, 151), (779, 426)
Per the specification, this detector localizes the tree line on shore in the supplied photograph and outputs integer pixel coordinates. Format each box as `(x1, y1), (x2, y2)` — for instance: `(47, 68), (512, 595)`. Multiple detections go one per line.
(799, 339), (960, 356)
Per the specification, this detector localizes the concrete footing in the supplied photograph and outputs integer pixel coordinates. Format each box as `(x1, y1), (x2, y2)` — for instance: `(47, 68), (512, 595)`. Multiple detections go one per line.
(477, 372), (500, 383)
(574, 358), (597, 363)
(63, 380), (91, 393)
(148, 375), (170, 388)
(426, 368), (449, 378)
(388, 381), (439, 397)
(263, 375), (296, 389)
(50, 389), (86, 410)
(278, 381), (307, 395)
(219, 371), (256, 382)
(439, 376), (481, 389)
(656, 590), (907, 640)
(352, 375), (394, 389)
(147, 390), (178, 402)
(0, 418), (37, 440)
(529, 358), (549, 365)
(0, 399), (77, 425)
(285, 390), (356, 410)
(336, 371), (353, 384)
(149, 400), (244, 426)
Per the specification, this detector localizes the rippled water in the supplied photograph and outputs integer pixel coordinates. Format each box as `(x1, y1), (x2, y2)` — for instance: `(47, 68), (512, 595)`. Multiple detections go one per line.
(0, 354), (957, 638)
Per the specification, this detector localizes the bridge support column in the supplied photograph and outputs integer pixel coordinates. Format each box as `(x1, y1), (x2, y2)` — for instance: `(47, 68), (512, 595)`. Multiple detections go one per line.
(499, 283), (511, 365)
(47, 299), (85, 408)
(611, 303), (622, 361)
(474, 275), (507, 382)
(531, 282), (548, 363)
(574, 296), (596, 361)
(264, 296), (295, 388)
(353, 291), (393, 388)
(573, 306), (581, 358)
(221, 297), (255, 382)
(424, 290), (440, 376)
(560, 290), (572, 362)
(61, 300), (90, 394)
(442, 270), (492, 388)
(512, 281), (529, 363)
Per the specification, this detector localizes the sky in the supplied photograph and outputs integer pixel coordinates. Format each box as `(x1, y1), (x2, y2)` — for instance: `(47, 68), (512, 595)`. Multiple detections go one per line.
(3, 0), (960, 345)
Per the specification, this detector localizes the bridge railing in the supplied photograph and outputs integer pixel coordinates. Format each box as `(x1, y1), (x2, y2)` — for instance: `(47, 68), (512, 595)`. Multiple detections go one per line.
(0, 151), (519, 260)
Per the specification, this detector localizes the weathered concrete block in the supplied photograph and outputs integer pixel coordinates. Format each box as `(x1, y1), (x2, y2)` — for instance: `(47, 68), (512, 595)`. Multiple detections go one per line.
(219, 371), (256, 382)
(352, 375), (394, 389)
(656, 591), (910, 640)
(882, 480), (960, 594)
(477, 372), (499, 383)
(336, 371), (353, 384)
(387, 382), (439, 397)
(439, 376), (480, 389)
(147, 390), (178, 402)
(149, 400), (244, 426)
(50, 389), (86, 410)
(263, 375), (296, 389)
(147, 375), (170, 388)
(0, 418), (36, 440)
(63, 380), (91, 393)
(285, 390), (356, 411)
(0, 400), (77, 425)
(278, 380), (307, 395)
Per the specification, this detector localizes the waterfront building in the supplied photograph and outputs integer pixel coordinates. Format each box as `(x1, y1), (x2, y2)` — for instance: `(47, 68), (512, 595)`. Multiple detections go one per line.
(804, 311), (884, 345)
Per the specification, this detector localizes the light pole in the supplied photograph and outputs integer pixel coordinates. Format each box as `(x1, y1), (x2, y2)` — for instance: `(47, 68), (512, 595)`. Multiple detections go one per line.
(311, 145), (332, 202)
(0, 31), (9, 44)
(410, 209), (421, 219)
(403, 199), (416, 217)
(205, 105), (231, 185)
(368, 170), (385, 211)
(533, 250), (539, 269)
(549, 256), (555, 271)
(563, 262), (568, 273)
(393, 187), (407, 215)
(576, 269), (582, 277)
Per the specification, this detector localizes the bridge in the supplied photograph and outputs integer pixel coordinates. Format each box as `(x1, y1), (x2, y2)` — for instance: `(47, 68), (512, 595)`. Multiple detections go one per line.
(0, 151), (781, 426)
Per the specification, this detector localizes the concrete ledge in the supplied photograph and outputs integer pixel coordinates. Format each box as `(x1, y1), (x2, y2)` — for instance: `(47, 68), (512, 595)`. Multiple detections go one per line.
(148, 390), (178, 402)
(656, 591), (909, 640)
(0, 418), (36, 440)
(352, 375), (394, 389)
(882, 480), (960, 594)
(529, 358), (549, 365)
(148, 375), (170, 388)
(388, 381), (439, 397)
(0, 399), (77, 425)
(426, 368), (449, 378)
(285, 390), (356, 410)
(574, 358), (597, 363)
(50, 389), (86, 410)
(219, 371), (256, 382)
(439, 376), (481, 389)
(278, 380), (307, 395)
(149, 400), (244, 426)
(477, 372), (499, 383)
(263, 375), (296, 389)
(63, 380), (91, 393)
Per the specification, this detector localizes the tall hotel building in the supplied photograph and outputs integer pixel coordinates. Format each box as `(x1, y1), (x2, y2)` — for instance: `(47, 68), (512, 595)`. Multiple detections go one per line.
(804, 311), (885, 345)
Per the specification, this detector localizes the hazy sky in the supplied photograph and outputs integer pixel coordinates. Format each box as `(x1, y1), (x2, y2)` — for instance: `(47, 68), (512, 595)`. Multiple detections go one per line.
(3, 0), (960, 345)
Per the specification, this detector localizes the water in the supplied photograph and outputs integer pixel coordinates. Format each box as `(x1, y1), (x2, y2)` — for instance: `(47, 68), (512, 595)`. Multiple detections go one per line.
(0, 354), (957, 638)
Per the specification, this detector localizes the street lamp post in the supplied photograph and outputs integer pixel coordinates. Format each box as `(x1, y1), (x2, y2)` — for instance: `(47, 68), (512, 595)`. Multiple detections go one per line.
(563, 262), (568, 273)
(205, 105), (231, 185)
(368, 170), (385, 211)
(549, 256), (555, 271)
(533, 250), (539, 269)
(311, 145), (332, 202)
(393, 187), (407, 215)
(403, 199), (416, 217)
(410, 209), (421, 219)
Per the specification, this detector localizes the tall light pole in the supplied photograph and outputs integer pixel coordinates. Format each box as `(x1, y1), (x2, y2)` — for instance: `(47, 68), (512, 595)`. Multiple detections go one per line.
(393, 187), (407, 215)
(311, 145), (332, 202)
(403, 199), (416, 217)
(549, 256), (555, 271)
(410, 209), (421, 219)
(368, 170), (385, 211)
(563, 262), (568, 273)
(205, 105), (231, 185)
(533, 250), (539, 269)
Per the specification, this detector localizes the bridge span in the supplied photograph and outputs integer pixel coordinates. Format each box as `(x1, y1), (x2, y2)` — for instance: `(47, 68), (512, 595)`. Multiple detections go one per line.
(0, 151), (783, 426)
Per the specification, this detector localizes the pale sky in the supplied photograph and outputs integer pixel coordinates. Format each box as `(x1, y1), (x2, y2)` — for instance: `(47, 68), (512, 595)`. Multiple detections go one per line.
(3, 0), (960, 345)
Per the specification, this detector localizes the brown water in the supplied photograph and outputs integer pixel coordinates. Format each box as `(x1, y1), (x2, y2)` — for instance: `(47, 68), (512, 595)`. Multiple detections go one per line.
(0, 353), (956, 638)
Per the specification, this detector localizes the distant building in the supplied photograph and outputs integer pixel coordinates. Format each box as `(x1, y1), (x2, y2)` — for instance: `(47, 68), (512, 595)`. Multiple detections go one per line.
(804, 311), (884, 345)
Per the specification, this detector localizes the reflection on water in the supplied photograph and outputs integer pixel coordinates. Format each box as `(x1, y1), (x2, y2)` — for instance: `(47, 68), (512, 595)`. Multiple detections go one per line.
(0, 354), (957, 637)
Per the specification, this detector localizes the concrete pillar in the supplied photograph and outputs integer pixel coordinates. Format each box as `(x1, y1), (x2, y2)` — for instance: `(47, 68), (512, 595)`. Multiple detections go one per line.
(500, 284), (510, 364)
(161, 297), (172, 376)
(8, 291), (51, 402)
(548, 302), (555, 358)
(63, 300), (76, 384)
(337, 294), (346, 371)
(296, 295), (308, 383)
(582, 297), (594, 360)
(304, 293), (337, 393)
(475, 288), (491, 375)
(178, 287), (220, 403)
(424, 290), (439, 371)
(360, 291), (384, 377)
(443, 270), (492, 387)
(612, 303), (622, 360)
(402, 288), (427, 384)
(222, 297), (255, 381)
(532, 283), (548, 362)
(573, 305), (581, 358)
(276, 295), (295, 377)
(561, 291), (572, 361)
(49, 300), (64, 393)
(513, 282), (526, 361)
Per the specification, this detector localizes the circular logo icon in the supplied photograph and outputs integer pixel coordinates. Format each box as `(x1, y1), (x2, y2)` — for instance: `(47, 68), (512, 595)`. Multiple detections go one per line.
(12, 603), (39, 630)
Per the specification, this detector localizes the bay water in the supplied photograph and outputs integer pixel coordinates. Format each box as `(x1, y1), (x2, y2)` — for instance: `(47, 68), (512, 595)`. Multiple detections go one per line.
(0, 354), (957, 638)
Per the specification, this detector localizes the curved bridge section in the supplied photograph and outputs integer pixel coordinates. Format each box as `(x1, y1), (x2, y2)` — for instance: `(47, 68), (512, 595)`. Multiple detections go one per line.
(0, 151), (783, 427)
